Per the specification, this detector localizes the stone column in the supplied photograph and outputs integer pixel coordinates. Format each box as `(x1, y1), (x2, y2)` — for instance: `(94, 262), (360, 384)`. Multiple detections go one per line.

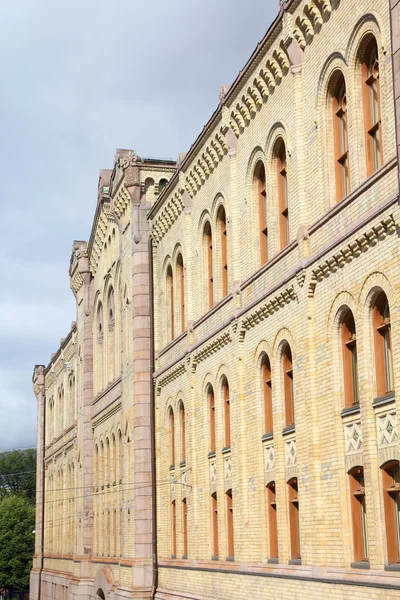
(30, 364), (46, 600)
(124, 151), (153, 596)
(76, 243), (95, 577)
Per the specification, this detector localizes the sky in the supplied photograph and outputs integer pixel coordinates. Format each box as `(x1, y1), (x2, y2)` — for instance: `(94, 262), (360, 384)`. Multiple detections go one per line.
(0, 0), (277, 451)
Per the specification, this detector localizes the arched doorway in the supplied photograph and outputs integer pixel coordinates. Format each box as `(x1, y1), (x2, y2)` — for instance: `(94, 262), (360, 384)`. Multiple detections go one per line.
(96, 589), (105, 600)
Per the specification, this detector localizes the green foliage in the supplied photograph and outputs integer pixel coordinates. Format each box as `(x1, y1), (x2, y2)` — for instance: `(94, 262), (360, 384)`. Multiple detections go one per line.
(0, 449), (36, 503)
(0, 495), (35, 589)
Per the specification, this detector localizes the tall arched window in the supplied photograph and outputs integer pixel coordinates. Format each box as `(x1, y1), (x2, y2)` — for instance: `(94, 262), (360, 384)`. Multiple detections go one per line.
(211, 492), (219, 558)
(182, 497), (188, 557)
(381, 460), (400, 565)
(288, 478), (300, 561)
(362, 37), (382, 175)
(168, 407), (175, 467)
(341, 309), (359, 407)
(107, 287), (116, 383)
(171, 499), (177, 557)
(255, 161), (268, 265)
(348, 466), (368, 564)
(276, 140), (289, 250)
(262, 354), (272, 434)
(222, 378), (230, 448)
(177, 253), (185, 334)
(167, 265), (174, 342)
(283, 344), (294, 427)
(96, 302), (104, 393)
(179, 401), (186, 464)
(266, 481), (278, 560)
(332, 73), (350, 201)
(373, 291), (394, 397)
(208, 385), (216, 453)
(204, 222), (213, 309)
(217, 206), (228, 298)
(226, 489), (234, 559)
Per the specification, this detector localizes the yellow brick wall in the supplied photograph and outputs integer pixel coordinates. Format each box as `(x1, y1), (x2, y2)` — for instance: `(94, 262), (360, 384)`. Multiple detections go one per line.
(151, 0), (400, 598)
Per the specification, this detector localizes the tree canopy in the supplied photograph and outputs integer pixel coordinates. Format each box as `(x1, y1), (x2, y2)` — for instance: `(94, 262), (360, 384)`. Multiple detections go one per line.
(0, 449), (36, 502)
(0, 495), (35, 589)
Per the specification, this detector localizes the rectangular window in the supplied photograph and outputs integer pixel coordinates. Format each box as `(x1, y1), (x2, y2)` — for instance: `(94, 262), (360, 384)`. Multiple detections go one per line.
(349, 467), (368, 564)
(211, 492), (219, 558)
(171, 500), (177, 558)
(182, 498), (188, 557)
(223, 382), (231, 448)
(267, 482), (278, 560)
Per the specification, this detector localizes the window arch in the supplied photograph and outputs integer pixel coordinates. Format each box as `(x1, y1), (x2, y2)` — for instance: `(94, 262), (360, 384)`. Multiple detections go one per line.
(222, 377), (230, 448)
(362, 36), (382, 175)
(255, 161), (268, 265)
(274, 139), (289, 250)
(179, 401), (186, 464)
(341, 308), (359, 407)
(381, 460), (400, 565)
(217, 205), (228, 298)
(282, 343), (294, 427)
(373, 291), (394, 397)
(176, 253), (185, 334)
(168, 407), (175, 467)
(166, 265), (174, 342)
(208, 385), (216, 453)
(261, 354), (272, 434)
(204, 222), (213, 309)
(348, 466), (368, 564)
(331, 72), (350, 201)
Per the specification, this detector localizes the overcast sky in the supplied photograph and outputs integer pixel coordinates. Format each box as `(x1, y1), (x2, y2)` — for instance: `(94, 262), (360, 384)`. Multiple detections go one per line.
(0, 0), (277, 451)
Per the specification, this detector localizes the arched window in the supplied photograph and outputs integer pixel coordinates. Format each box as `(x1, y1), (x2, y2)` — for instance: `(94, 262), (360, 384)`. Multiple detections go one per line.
(362, 37), (382, 175)
(373, 291), (394, 397)
(255, 161), (268, 265)
(171, 499), (177, 557)
(208, 385), (216, 453)
(217, 206), (228, 298)
(266, 481), (278, 560)
(275, 140), (289, 250)
(168, 407), (175, 467)
(179, 401), (186, 464)
(288, 477), (300, 560)
(262, 354), (272, 434)
(382, 460), (400, 565)
(348, 466), (368, 564)
(167, 265), (174, 341)
(341, 309), (359, 407)
(226, 489), (234, 559)
(96, 301), (104, 394)
(283, 344), (294, 427)
(107, 287), (116, 383)
(211, 492), (219, 558)
(159, 178), (168, 194)
(332, 73), (350, 201)
(222, 378), (230, 448)
(204, 222), (213, 309)
(177, 253), (185, 334)
(182, 497), (188, 557)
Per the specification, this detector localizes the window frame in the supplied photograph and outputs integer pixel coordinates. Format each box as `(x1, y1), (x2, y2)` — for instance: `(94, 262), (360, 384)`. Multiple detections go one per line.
(373, 291), (394, 397)
(266, 481), (278, 560)
(382, 460), (400, 565)
(341, 309), (359, 407)
(348, 466), (369, 564)
(332, 73), (350, 202)
(362, 37), (382, 176)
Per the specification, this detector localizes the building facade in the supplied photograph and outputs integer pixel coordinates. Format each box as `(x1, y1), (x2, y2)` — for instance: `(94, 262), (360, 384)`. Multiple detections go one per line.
(149, 0), (400, 598)
(32, 0), (400, 599)
(31, 154), (175, 600)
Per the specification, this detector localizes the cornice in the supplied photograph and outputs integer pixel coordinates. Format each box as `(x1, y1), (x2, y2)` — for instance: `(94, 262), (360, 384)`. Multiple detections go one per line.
(148, 0), (336, 243)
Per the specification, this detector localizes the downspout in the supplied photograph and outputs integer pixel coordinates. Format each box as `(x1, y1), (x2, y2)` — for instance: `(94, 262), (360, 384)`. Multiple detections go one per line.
(149, 235), (158, 600)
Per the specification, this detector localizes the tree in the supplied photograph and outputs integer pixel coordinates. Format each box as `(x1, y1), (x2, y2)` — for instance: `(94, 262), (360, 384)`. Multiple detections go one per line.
(0, 495), (35, 589)
(0, 449), (36, 502)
